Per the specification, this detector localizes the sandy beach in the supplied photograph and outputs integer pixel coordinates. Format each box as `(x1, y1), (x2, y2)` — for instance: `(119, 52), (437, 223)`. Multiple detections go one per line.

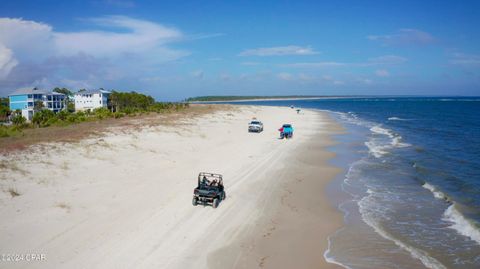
(0, 105), (343, 269)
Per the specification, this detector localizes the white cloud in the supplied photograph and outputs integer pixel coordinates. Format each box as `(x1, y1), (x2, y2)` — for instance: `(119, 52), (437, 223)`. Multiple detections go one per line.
(298, 73), (313, 81)
(279, 62), (346, 68)
(0, 15), (186, 62)
(219, 74), (231, 81)
(368, 55), (407, 65)
(0, 44), (18, 79)
(239, 45), (319, 56)
(0, 16), (190, 95)
(375, 69), (390, 77)
(449, 53), (480, 66)
(103, 0), (136, 8)
(279, 55), (406, 69)
(54, 16), (184, 57)
(191, 70), (204, 79)
(241, 61), (262, 66)
(273, 72), (345, 86)
(362, 79), (373, 84)
(368, 29), (434, 46)
(0, 18), (54, 61)
(277, 72), (294, 81)
(319, 75), (343, 85)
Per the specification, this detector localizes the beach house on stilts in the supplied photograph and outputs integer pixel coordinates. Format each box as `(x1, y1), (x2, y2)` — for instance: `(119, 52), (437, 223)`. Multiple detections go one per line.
(74, 89), (111, 112)
(8, 87), (66, 121)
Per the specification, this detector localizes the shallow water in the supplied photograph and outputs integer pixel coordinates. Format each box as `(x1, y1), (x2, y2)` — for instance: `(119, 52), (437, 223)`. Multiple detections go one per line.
(231, 97), (480, 269)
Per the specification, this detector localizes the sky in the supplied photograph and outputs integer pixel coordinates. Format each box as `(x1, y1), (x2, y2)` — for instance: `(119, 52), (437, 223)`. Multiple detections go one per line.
(0, 0), (479, 100)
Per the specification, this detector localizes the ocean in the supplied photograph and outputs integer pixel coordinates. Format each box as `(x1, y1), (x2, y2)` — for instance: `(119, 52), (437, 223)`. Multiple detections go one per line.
(230, 97), (480, 269)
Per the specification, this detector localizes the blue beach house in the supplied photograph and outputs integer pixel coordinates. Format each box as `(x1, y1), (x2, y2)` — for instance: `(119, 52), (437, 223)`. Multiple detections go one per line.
(9, 87), (66, 121)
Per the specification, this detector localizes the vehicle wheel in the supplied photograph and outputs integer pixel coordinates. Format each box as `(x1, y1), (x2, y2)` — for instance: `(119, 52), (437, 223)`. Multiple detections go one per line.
(213, 198), (219, 208)
(221, 191), (226, 200)
(192, 197), (197, 206)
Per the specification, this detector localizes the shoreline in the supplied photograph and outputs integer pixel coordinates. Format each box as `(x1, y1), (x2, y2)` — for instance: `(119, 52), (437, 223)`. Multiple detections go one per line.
(188, 96), (349, 103)
(0, 105), (345, 268)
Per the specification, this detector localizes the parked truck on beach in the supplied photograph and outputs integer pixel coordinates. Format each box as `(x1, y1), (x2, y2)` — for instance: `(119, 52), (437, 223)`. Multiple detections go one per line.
(248, 119), (264, 133)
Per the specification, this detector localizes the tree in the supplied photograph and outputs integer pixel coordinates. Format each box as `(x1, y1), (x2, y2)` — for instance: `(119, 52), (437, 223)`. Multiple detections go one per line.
(0, 97), (9, 122)
(11, 115), (26, 126)
(53, 87), (73, 96)
(109, 91), (155, 112)
(34, 100), (44, 111)
(32, 109), (55, 127)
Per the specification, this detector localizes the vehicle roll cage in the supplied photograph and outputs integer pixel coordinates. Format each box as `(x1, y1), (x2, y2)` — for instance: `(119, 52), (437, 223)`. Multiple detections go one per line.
(198, 172), (223, 186)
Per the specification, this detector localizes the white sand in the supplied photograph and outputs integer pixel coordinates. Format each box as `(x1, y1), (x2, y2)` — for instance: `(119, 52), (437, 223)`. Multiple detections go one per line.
(0, 105), (339, 269)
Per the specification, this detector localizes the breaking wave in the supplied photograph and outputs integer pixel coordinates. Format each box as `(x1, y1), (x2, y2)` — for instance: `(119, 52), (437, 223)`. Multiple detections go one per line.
(422, 183), (449, 201)
(358, 189), (448, 269)
(443, 204), (480, 245)
(366, 125), (410, 158)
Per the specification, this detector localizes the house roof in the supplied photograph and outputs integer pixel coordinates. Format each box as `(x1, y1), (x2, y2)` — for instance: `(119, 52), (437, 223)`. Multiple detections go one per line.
(9, 87), (48, 96)
(74, 89), (111, 95)
(9, 87), (66, 96)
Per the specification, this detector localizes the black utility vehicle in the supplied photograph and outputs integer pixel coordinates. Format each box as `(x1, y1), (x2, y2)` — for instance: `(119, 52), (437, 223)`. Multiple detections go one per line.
(192, 172), (226, 208)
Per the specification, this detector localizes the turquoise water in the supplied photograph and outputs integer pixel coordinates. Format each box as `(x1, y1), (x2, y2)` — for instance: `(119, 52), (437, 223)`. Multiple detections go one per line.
(231, 97), (480, 268)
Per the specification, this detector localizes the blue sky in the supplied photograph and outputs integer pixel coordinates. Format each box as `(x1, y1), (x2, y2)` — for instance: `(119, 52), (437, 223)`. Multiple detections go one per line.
(0, 0), (479, 100)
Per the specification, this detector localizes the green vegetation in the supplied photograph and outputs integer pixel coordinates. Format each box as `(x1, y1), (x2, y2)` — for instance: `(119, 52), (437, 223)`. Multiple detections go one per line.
(186, 95), (323, 102)
(109, 91), (188, 114)
(0, 90), (188, 138)
(53, 87), (74, 96)
(0, 110), (26, 137)
(0, 97), (9, 122)
(110, 91), (155, 112)
(0, 125), (23, 138)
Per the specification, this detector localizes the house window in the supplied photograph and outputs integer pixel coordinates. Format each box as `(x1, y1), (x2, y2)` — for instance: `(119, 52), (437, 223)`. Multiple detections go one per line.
(28, 94), (32, 98)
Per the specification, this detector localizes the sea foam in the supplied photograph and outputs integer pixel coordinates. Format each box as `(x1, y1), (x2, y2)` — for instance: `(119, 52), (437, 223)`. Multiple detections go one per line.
(423, 183), (480, 245)
(358, 190), (447, 269)
(443, 204), (480, 245)
(388, 116), (409, 121)
(422, 183), (448, 200)
(366, 125), (410, 158)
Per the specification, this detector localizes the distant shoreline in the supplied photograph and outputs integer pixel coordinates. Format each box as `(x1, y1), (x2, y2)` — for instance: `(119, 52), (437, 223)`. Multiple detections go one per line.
(186, 95), (480, 103)
(188, 96), (351, 103)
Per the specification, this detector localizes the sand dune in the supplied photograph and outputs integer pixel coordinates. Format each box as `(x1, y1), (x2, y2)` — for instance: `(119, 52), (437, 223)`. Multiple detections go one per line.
(0, 105), (343, 269)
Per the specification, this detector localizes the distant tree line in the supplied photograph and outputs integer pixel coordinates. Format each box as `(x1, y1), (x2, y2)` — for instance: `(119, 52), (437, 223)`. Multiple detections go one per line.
(0, 89), (188, 138)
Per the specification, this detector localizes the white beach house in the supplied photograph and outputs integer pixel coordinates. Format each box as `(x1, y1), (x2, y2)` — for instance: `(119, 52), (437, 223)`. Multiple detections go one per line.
(8, 87), (66, 121)
(74, 89), (111, 111)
